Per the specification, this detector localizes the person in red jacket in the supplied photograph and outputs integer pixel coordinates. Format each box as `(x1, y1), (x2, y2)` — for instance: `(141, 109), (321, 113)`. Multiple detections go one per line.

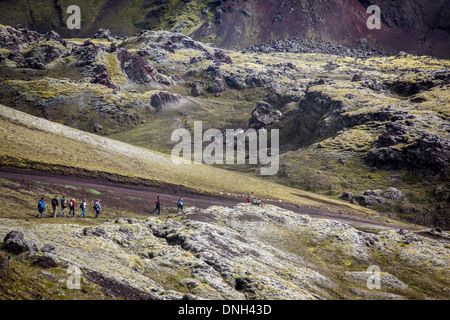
(152, 196), (161, 215)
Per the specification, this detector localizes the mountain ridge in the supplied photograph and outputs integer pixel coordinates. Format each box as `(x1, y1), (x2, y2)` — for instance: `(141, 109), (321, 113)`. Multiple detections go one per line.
(0, 0), (449, 58)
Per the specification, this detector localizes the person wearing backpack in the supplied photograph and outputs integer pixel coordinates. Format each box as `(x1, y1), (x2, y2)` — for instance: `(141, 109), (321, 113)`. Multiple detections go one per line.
(51, 195), (59, 218)
(59, 195), (67, 217)
(37, 197), (45, 218)
(68, 198), (76, 217)
(93, 200), (101, 218)
(152, 196), (160, 215)
(79, 199), (86, 217)
(176, 196), (184, 213)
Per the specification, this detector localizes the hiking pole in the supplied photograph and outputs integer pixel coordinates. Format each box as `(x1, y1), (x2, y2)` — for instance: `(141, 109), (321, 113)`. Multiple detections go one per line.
(7, 254), (11, 269)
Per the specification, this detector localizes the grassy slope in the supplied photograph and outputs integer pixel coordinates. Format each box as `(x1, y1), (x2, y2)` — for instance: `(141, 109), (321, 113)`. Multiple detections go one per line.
(0, 103), (385, 219)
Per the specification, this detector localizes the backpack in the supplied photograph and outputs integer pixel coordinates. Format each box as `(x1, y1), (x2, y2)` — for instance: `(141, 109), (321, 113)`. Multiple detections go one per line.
(52, 198), (58, 207)
(79, 202), (84, 209)
(155, 199), (159, 205)
(63, 200), (67, 208)
(93, 202), (99, 210)
(38, 201), (43, 211)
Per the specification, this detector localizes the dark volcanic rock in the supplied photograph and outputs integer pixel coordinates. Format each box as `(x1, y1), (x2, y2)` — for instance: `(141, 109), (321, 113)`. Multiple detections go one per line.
(91, 64), (117, 89)
(82, 227), (108, 239)
(117, 48), (159, 84)
(224, 74), (246, 90)
(384, 70), (450, 95)
(0, 25), (41, 51)
(235, 277), (257, 293)
(355, 194), (385, 207)
(367, 133), (450, 179)
(248, 101), (282, 130)
(340, 191), (354, 202)
(7, 50), (24, 64)
(74, 41), (100, 67)
(22, 57), (46, 70)
(209, 78), (226, 94)
(191, 81), (204, 97)
(214, 50), (232, 64)
(351, 73), (363, 82)
(92, 29), (115, 41)
(42, 30), (67, 47)
(1, 231), (38, 255)
(384, 188), (405, 200)
(376, 122), (408, 147)
(205, 65), (227, 94)
(38, 43), (69, 63)
(150, 91), (181, 110)
(32, 255), (57, 268)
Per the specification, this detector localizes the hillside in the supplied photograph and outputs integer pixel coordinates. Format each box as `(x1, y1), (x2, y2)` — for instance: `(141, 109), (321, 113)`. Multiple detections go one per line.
(0, 4), (449, 301)
(1, 103), (385, 218)
(0, 0), (449, 58)
(4, 101), (448, 301)
(0, 23), (448, 229)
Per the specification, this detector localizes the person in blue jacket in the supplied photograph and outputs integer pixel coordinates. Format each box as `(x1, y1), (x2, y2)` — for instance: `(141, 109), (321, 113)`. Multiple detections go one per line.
(59, 195), (67, 217)
(176, 196), (184, 213)
(37, 197), (45, 218)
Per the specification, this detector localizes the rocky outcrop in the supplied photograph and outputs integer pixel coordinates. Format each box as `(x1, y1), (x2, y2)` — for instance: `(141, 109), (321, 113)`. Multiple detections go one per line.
(191, 81), (204, 97)
(1, 230), (37, 255)
(92, 29), (116, 42)
(26, 42), (69, 64)
(82, 227), (109, 239)
(90, 64), (117, 89)
(150, 91), (181, 110)
(74, 40), (101, 68)
(205, 65), (227, 94)
(31, 255), (57, 268)
(0, 25), (41, 51)
(367, 132), (450, 179)
(383, 70), (450, 96)
(340, 188), (406, 207)
(0, 204), (448, 300)
(213, 50), (232, 64)
(21, 57), (46, 70)
(116, 48), (170, 87)
(248, 102), (282, 130)
(245, 37), (386, 58)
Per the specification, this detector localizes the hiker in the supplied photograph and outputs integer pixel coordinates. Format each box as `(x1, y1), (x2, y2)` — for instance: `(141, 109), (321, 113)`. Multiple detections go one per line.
(245, 196), (250, 203)
(176, 196), (184, 213)
(51, 195), (59, 218)
(37, 197), (45, 218)
(152, 196), (161, 215)
(79, 199), (86, 217)
(68, 198), (76, 217)
(59, 195), (67, 217)
(93, 200), (101, 218)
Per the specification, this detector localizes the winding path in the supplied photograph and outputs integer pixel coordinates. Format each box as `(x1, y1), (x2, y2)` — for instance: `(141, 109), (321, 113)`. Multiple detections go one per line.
(0, 170), (416, 231)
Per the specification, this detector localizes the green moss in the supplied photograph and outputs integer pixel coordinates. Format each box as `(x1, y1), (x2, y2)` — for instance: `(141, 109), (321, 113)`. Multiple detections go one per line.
(86, 189), (101, 195)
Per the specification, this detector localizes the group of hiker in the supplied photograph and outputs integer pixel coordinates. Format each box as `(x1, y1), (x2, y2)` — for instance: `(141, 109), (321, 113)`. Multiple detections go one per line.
(37, 193), (261, 219)
(37, 194), (185, 219)
(245, 196), (264, 207)
(37, 195), (101, 219)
